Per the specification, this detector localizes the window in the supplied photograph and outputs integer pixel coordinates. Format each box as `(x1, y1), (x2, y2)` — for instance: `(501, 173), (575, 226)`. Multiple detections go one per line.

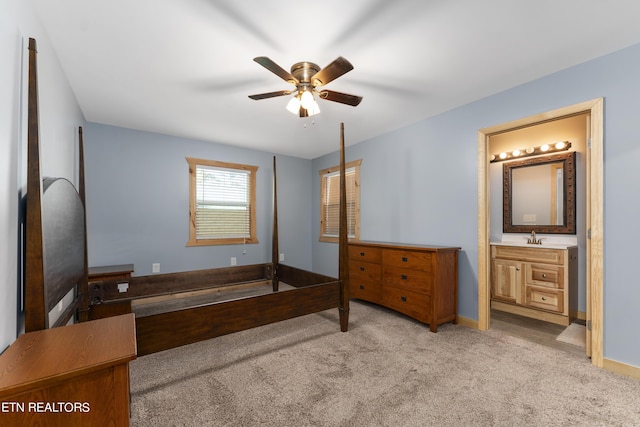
(187, 157), (258, 246)
(319, 159), (361, 243)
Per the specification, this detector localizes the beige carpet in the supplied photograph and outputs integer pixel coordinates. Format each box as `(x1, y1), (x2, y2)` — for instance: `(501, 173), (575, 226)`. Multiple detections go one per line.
(129, 301), (640, 426)
(556, 322), (587, 348)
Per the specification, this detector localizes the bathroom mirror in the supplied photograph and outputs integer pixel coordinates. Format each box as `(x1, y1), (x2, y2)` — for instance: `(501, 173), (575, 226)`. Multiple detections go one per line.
(503, 151), (576, 234)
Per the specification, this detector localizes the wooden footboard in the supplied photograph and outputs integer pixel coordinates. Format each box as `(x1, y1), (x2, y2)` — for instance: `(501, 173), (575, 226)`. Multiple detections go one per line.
(135, 281), (340, 356)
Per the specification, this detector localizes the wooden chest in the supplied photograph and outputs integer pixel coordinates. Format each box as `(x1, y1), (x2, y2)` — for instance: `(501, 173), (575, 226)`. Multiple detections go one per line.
(348, 241), (460, 332)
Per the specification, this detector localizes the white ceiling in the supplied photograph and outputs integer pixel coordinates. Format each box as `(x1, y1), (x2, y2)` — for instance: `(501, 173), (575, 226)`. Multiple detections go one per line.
(32, 0), (640, 159)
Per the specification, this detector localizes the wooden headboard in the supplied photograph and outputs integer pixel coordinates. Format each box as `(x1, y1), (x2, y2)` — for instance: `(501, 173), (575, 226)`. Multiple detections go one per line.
(24, 37), (88, 332)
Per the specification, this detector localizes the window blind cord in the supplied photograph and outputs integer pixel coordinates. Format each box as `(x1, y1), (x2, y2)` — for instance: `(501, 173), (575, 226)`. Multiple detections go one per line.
(243, 238), (247, 255)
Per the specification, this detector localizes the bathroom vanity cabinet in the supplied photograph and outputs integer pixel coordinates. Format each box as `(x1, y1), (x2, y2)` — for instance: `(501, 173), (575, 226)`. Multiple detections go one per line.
(490, 243), (578, 325)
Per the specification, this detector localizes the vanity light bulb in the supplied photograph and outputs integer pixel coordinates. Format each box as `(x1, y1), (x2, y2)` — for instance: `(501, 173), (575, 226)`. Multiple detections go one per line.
(512, 149), (521, 157)
(555, 141), (566, 150)
(490, 154), (496, 161)
(540, 144), (550, 152)
(499, 152), (507, 159)
(525, 147), (535, 154)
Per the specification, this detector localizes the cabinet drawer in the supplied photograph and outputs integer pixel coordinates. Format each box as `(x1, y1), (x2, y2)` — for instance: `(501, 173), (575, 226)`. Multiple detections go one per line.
(526, 264), (564, 289)
(349, 260), (381, 281)
(383, 266), (432, 294)
(383, 286), (431, 323)
(526, 287), (564, 313)
(492, 245), (564, 265)
(383, 249), (432, 272)
(349, 245), (382, 263)
(349, 278), (382, 302)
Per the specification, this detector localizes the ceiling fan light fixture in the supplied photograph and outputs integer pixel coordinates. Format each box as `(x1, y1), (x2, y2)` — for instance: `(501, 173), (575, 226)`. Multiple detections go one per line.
(300, 90), (315, 110)
(250, 56), (361, 117)
(286, 96), (301, 115)
(307, 100), (320, 116)
(287, 91), (320, 117)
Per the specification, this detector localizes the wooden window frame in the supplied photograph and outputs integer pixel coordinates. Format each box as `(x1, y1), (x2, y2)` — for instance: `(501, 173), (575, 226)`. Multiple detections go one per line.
(186, 157), (258, 247)
(319, 159), (361, 243)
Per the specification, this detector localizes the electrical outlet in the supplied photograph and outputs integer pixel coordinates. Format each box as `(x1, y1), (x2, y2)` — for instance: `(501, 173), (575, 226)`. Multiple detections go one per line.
(152, 263), (160, 273)
(279, 253), (285, 262)
(117, 282), (129, 293)
(231, 257), (237, 266)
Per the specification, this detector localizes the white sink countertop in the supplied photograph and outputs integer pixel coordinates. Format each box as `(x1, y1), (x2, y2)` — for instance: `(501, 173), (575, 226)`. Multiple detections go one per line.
(491, 234), (578, 249)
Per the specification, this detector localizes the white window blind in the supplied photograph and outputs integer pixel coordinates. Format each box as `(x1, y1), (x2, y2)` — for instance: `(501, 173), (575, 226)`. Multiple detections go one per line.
(321, 166), (357, 239)
(195, 164), (251, 239)
(187, 157), (258, 246)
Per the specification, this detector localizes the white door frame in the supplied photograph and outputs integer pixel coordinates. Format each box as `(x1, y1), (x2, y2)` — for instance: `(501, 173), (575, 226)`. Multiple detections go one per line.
(477, 98), (604, 367)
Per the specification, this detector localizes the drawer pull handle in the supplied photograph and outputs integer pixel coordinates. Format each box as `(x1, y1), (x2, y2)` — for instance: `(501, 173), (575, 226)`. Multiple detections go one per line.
(401, 296), (407, 302)
(542, 273), (547, 278)
(359, 285), (365, 290)
(360, 266), (365, 271)
(401, 274), (408, 280)
(541, 296), (547, 301)
(360, 252), (365, 256)
(402, 257), (408, 262)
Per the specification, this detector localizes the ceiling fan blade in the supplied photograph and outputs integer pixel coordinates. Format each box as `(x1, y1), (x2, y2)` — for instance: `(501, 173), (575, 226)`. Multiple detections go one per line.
(318, 90), (363, 106)
(248, 90), (293, 100)
(253, 57), (298, 85)
(311, 57), (354, 87)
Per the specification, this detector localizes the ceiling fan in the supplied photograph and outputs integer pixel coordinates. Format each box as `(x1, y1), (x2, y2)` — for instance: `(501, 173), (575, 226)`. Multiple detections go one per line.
(248, 56), (363, 117)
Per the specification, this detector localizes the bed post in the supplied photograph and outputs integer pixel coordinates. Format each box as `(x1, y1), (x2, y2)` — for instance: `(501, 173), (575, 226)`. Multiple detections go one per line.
(272, 155), (279, 292)
(338, 123), (350, 332)
(78, 126), (89, 322)
(24, 37), (47, 332)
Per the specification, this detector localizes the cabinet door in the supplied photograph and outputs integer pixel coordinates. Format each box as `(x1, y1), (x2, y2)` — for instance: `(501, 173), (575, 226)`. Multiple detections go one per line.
(491, 259), (523, 304)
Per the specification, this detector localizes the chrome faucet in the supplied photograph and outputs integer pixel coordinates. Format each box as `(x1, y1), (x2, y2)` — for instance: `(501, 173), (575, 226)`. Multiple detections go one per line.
(527, 230), (542, 245)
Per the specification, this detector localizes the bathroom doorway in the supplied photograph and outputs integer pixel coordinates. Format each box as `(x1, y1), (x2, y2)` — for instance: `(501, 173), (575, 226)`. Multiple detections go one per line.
(477, 98), (604, 367)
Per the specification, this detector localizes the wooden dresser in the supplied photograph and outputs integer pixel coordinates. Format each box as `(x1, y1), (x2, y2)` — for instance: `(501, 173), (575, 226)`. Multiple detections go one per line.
(348, 241), (460, 332)
(490, 244), (578, 325)
(0, 314), (137, 426)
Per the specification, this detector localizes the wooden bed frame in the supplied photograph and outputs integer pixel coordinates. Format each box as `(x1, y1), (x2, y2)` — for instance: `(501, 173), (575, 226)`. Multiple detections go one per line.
(24, 37), (351, 357)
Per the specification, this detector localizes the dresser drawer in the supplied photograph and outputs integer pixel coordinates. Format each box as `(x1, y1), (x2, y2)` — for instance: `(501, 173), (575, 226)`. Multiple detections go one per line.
(526, 286), (564, 313)
(383, 266), (432, 294)
(383, 286), (431, 323)
(526, 263), (564, 289)
(349, 260), (381, 281)
(383, 249), (432, 272)
(349, 245), (382, 263)
(349, 278), (382, 302)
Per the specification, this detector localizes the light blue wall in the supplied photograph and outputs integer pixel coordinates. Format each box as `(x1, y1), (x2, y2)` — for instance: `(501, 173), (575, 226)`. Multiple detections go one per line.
(312, 42), (640, 368)
(1, 0), (85, 350)
(84, 123), (313, 275)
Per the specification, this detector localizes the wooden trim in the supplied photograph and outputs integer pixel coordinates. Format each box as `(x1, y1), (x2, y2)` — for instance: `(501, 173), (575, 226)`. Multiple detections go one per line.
(477, 98), (604, 368)
(477, 131), (490, 331)
(603, 358), (640, 381)
(588, 98), (604, 366)
(456, 315), (478, 329)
